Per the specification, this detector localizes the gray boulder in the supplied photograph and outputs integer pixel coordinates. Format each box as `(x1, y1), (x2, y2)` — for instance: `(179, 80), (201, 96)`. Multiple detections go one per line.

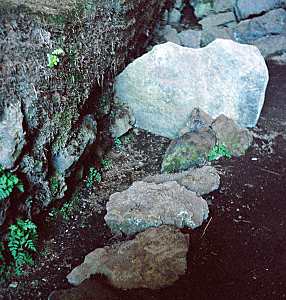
(115, 40), (268, 139)
(0, 103), (25, 169)
(179, 107), (214, 136)
(174, 0), (183, 10)
(193, 0), (235, 19)
(52, 115), (97, 174)
(212, 114), (253, 156)
(234, 0), (286, 21)
(110, 104), (135, 138)
(178, 29), (202, 48)
(251, 35), (286, 58)
(67, 225), (189, 289)
(161, 128), (216, 173)
(168, 8), (182, 24)
(232, 9), (286, 43)
(162, 26), (181, 45)
(143, 165), (220, 196)
(201, 27), (233, 46)
(199, 11), (237, 29)
(104, 181), (209, 235)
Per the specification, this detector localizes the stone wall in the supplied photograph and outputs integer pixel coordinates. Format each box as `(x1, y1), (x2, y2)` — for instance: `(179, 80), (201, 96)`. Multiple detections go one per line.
(0, 0), (167, 224)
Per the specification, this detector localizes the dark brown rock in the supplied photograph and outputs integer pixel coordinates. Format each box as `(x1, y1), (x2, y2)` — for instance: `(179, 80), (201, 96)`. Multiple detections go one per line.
(67, 225), (189, 290)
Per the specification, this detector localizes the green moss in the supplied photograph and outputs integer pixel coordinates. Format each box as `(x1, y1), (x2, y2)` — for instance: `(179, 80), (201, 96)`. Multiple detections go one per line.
(50, 176), (60, 196)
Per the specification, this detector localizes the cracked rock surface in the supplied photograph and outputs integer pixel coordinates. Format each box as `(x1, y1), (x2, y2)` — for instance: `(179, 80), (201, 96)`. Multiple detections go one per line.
(67, 225), (189, 289)
(104, 180), (209, 235)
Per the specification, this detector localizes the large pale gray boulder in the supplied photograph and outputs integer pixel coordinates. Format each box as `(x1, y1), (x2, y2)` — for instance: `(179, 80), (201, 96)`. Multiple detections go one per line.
(0, 102), (25, 169)
(234, 0), (286, 21)
(115, 39), (269, 138)
(104, 181), (209, 235)
(232, 9), (286, 43)
(67, 226), (189, 289)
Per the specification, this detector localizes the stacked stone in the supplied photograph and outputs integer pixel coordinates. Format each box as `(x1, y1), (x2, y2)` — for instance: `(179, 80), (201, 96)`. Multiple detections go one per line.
(155, 0), (286, 60)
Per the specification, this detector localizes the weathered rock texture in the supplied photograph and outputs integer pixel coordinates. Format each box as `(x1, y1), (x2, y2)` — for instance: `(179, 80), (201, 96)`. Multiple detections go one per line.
(232, 8), (286, 43)
(212, 114), (253, 157)
(67, 225), (189, 289)
(161, 128), (216, 173)
(0, 0), (167, 221)
(234, 0), (286, 21)
(105, 181), (209, 235)
(143, 165), (220, 196)
(115, 39), (269, 139)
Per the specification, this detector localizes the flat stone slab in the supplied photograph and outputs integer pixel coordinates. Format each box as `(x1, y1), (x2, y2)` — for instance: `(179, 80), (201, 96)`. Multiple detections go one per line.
(143, 165), (220, 196)
(234, 0), (286, 21)
(104, 181), (209, 235)
(115, 39), (269, 139)
(67, 226), (189, 289)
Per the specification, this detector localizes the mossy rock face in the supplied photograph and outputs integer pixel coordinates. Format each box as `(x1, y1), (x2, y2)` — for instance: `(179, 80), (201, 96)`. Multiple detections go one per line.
(0, 0), (167, 222)
(161, 128), (216, 173)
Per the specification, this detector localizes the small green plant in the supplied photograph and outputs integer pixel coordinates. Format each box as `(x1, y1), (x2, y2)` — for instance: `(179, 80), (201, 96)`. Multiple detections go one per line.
(208, 144), (232, 161)
(50, 176), (60, 197)
(114, 137), (122, 149)
(47, 48), (64, 68)
(101, 159), (112, 170)
(49, 202), (72, 221)
(0, 165), (24, 201)
(86, 167), (101, 188)
(8, 219), (38, 275)
(49, 194), (80, 221)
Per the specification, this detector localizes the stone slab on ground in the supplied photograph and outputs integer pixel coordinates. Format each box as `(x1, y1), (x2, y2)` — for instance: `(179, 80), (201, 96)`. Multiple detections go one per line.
(115, 39), (269, 139)
(105, 181), (209, 235)
(67, 226), (189, 289)
(143, 165), (220, 196)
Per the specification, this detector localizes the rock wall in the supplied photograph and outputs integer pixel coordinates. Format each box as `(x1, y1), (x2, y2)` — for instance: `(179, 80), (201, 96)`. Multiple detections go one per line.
(156, 0), (286, 60)
(0, 0), (167, 224)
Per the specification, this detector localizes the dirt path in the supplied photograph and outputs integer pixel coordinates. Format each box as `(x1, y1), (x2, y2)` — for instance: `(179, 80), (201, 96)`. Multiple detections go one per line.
(1, 62), (286, 300)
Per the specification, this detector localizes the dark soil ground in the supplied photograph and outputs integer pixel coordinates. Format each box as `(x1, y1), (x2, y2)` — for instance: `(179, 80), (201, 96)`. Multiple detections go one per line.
(0, 62), (286, 300)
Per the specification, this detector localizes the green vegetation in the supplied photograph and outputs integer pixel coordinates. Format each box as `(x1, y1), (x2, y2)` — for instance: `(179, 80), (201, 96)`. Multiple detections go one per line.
(49, 193), (80, 221)
(208, 144), (232, 161)
(47, 48), (64, 68)
(114, 137), (122, 149)
(101, 159), (112, 170)
(86, 167), (102, 188)
(0, 165), (24, 201)
(0, 219), (38, 278)
(0, 241), (10, 280)
(8, 219), (38, 275)
(49, 202), (73, 221)
(50, 176), (60, 197)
